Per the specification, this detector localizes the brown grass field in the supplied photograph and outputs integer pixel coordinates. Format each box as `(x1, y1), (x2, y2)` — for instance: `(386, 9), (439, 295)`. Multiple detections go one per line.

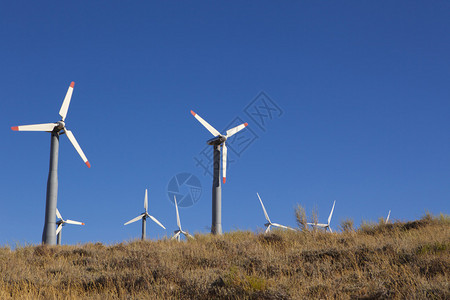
(0, 213), (448, 299)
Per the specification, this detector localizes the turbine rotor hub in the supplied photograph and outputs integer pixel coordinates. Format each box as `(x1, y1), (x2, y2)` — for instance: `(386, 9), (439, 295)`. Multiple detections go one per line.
(55, 121), (65, 131)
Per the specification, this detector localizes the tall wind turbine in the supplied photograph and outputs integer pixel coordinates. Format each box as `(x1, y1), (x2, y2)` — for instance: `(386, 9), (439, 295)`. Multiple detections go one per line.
(307, 201), (336, 232)
(11, 82), (90, 245)
(124, 189), (166, 240)
(56, 208), (85, 245)
(257, 193), (296, 233)
(385, 210), (391, 224)
(172, 196), (194, 241)
(191, 110), (248, 234)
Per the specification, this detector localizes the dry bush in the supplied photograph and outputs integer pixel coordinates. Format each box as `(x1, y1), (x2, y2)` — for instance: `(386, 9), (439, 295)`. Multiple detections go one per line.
(294, 204), (308, 231)
(339, 218), (355, 233)
(0, 213), (448, 299)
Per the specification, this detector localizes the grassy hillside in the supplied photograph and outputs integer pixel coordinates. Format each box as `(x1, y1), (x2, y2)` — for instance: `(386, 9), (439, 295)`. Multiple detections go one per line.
(0, 213), (448, 299)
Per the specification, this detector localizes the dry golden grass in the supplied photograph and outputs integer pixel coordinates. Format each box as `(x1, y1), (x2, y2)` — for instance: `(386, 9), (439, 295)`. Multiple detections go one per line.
(0, 213), (448, 299)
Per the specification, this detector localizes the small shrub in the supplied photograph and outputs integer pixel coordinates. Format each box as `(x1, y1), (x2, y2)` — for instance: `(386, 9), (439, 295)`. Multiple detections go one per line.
(416, 242), (448, 255)
(295, 204), (308, 231)
(223, 266), (268, 293)
(310, 206), (319, 229)
(339, 218), (354, 233)
(258, 232), (284, 247)
(358, 221), (377, 235)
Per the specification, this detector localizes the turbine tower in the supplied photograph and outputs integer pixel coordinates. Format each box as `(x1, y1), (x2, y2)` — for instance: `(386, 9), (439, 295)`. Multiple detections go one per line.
(172, 196), (194, 241)
(307, 200), (336, 232)
(11, 82), (90, 245)
(124, 189), (166, 240)
(56, 208), (85, 245)
(191, 110), (248, 235)
(257, 193), (296, 233)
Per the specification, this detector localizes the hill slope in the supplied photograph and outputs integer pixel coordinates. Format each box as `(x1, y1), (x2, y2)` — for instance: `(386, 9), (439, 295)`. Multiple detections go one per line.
(0, 214), (448, 299)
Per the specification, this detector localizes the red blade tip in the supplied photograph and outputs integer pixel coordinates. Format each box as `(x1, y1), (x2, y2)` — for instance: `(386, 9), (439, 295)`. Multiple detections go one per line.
(11, 126), (19, 131)
(86, 161), (91, 168)
(81, 223), (85, 225)
(223, 178), (226, 184)
(190, 110), (196, 116)
(244, 123), (248, 127)
(70, 82), (75, 88)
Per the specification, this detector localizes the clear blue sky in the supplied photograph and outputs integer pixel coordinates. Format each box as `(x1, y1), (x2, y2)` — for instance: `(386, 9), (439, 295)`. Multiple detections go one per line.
(1, 1), (449, 246)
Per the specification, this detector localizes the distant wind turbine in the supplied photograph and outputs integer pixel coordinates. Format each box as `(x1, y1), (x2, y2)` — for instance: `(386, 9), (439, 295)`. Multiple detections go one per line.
(307, 201), (336, 232)
(171, 196), (194, 241)
(257, 193), (296, 233)
(124, 189), (166, 240)
(56, 208), (85, 245)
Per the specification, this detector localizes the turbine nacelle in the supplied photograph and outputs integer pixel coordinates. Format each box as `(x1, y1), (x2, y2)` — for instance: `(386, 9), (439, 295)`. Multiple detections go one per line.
(206, 135), (227, 146)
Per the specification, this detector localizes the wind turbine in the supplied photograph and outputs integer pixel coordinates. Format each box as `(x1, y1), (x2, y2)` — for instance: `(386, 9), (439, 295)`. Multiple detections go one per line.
(385, 210), (391, 224)
(172, 196), (194, 241)
(191, 110), (248, 234)
(307, 201), (336, 232)
(56, 208), (85, 245)
(124, 189), (166, 240)
(257, 193), (296, 233)
(11, 82), (90, 245)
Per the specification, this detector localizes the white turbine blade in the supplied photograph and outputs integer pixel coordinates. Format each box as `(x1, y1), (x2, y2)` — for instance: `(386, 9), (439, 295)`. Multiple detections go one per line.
(225, 122), (248, 138)
(272, 223), (295, 231)
(59, 82), (75, 121)
(64, 129), (90, 168)
(11, 123), (57, 132)
(264, 225), (271, 233)
(148, 214), (166, 230)
(124, 213), (145, 225)
(386, 210), (391, 223)
(222, 143), (227, 184)
(65, 219), (85, 226)
(56, 208), (62, 220)
(327, 201), (336, 225)
(172, 231), (181, 240)
(307, 223), (326, 227)
(56, 224), (63, 235)
(144, 189), (148, 213)
(271, 223), (287, 229)
(190, 110), (220, 136)
(174, 196), (181, 229)
(257, 193), (271, 223)
(182, 231), (194, 239)
(328, 227), (333, 233)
